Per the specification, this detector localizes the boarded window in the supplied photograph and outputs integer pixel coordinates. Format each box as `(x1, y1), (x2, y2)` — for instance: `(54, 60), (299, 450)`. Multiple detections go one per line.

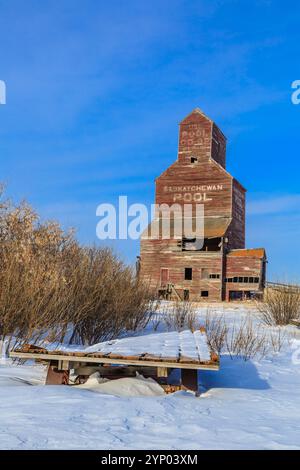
(184, 268), (193, 280)
(160, 268), (169, 284)
(201, 268), (209, 279)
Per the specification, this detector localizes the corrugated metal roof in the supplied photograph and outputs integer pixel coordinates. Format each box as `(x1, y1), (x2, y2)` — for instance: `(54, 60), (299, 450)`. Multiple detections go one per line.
(141, 216), (231, 239)
(203, 217), (231, 238)
(228, 248), (266, 259)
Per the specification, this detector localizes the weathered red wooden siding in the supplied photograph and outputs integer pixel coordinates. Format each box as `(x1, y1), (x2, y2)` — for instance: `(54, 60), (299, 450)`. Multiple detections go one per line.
(178, 110), (212, 165)
(211, 122), (226, 168)
(226, 179), (246, 249)
(225, 251), (266, 300)
(140, 108), (266, 301)
(155, 160), (233, 219)
(140, 241), (223, 301)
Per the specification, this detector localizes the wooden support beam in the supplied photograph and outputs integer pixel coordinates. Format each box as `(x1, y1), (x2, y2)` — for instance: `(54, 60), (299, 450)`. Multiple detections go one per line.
(181, 368), (199, 395)
(58, 360), (70, 371)
(157, 367), (168, 378)
(10, 351), (219, 370)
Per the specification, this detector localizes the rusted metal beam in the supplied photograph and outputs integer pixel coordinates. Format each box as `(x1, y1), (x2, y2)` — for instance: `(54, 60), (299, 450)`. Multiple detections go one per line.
(45, 362), (69, 385)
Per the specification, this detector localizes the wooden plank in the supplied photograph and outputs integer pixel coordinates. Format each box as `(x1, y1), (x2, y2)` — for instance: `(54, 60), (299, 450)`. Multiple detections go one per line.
(95, 353), (123, 360)
(9, 351), (219, 370)
(141, 353), (165, 363)
(178, 355), (200, 364)
(162, 384), (182, 394)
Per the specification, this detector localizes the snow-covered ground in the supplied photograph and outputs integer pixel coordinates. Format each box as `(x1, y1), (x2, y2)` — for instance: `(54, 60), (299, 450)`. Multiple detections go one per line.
(0, 305), (300, 450)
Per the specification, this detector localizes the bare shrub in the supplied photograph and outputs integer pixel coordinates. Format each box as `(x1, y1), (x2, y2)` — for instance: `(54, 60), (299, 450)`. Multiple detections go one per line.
(225, 319), (269, 361)
(0, 189), (153, 351)
(268, 328), (289, 353)
(204, 309), (228, 354)
(149, 313), (161, 332)
(68, 248), (155, 345)
(257, 286), (300, 326)
(0, 193), (75, 349)
(204, 309), (288, 361)
(162, 301), (198, 332)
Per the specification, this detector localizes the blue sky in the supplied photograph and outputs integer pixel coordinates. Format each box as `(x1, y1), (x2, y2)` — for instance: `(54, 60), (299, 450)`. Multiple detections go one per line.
(0, 0), (300, 280)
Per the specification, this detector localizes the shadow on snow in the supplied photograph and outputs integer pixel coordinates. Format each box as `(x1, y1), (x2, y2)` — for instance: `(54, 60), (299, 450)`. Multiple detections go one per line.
(201, 355), (270, 391)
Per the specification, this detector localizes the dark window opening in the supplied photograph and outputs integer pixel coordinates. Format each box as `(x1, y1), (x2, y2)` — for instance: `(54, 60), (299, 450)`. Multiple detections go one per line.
(229, 291), (243, 301)
(229, 291), (252, 301)
(200, 237), (221, 252)
(225, 276), (260, 284)
(209, 273), (220, 279)
(183, 289), (190, 301)
(191, 157), (198, 163)
(184, 267), (193, 280)
(201, 290), (209, 297)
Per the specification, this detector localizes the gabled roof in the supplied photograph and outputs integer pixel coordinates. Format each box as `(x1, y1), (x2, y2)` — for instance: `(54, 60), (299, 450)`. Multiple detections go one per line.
(180, 107), (212, 124)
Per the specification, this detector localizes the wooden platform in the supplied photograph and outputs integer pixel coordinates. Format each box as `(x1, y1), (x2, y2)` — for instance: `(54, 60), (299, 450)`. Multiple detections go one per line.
(10, 329), (219, 394)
